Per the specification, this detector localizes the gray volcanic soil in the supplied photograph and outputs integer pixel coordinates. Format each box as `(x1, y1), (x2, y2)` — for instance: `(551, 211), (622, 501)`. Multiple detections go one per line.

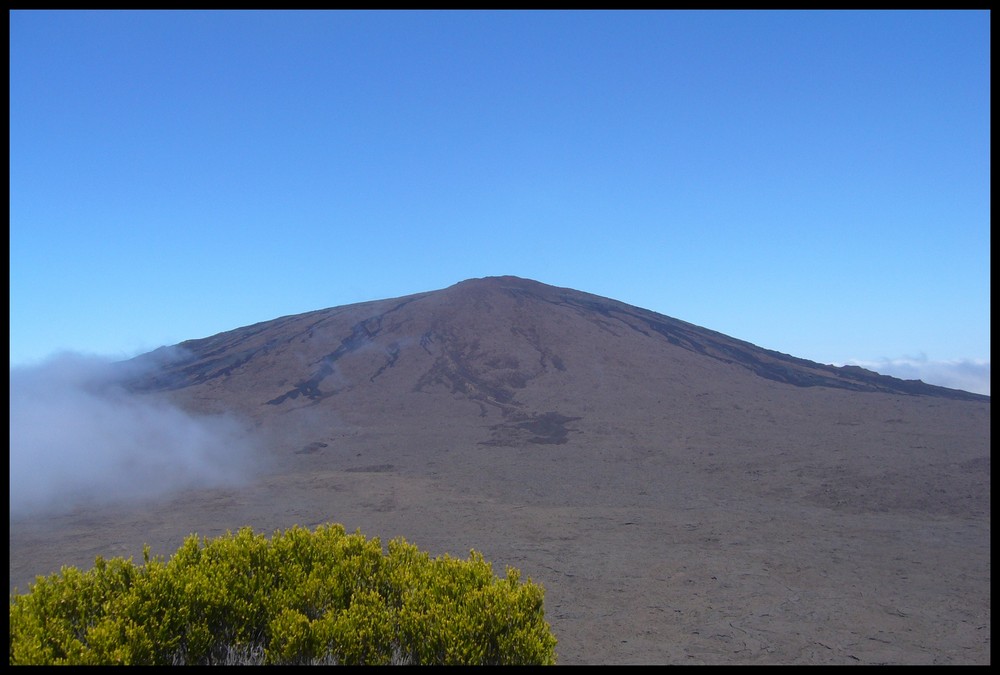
(9, 277), (991, 664)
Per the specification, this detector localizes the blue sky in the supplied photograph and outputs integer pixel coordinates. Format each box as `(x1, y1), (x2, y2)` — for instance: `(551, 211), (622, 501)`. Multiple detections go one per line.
(9, 10), (990, 394)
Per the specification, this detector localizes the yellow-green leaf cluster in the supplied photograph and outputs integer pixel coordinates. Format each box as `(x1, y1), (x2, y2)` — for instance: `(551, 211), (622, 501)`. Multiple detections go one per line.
(9, 524), (557, 665)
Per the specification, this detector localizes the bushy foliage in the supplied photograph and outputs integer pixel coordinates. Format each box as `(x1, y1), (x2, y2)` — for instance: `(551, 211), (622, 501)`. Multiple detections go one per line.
(9, 524), (557, 665)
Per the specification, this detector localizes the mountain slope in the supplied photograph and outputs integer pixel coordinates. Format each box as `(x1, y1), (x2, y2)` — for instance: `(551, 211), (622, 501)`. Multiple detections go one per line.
(128, 276), (984, 423)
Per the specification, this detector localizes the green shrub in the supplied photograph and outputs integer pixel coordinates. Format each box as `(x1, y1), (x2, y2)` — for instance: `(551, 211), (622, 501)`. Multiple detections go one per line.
(9, 524), (557, 665)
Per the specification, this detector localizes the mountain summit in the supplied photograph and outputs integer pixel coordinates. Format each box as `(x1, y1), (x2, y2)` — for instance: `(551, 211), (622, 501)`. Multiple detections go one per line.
(130, 275), (983, 433)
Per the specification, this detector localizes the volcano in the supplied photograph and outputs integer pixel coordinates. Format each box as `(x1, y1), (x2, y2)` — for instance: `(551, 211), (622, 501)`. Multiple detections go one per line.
(10, 276), (990, 664)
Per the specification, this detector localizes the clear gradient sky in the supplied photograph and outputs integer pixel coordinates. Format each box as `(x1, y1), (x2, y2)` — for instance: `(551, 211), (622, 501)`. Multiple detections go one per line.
(9, 10), (990, 395)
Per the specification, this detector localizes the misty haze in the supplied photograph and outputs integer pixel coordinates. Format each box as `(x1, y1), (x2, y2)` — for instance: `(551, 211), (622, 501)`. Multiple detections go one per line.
(9, 351), (265, 519)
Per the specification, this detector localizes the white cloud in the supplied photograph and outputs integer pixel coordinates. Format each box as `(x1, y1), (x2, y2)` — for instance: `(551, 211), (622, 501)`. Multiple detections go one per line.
(840, 354), (990, 396)
(9, 352), (265, 518)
